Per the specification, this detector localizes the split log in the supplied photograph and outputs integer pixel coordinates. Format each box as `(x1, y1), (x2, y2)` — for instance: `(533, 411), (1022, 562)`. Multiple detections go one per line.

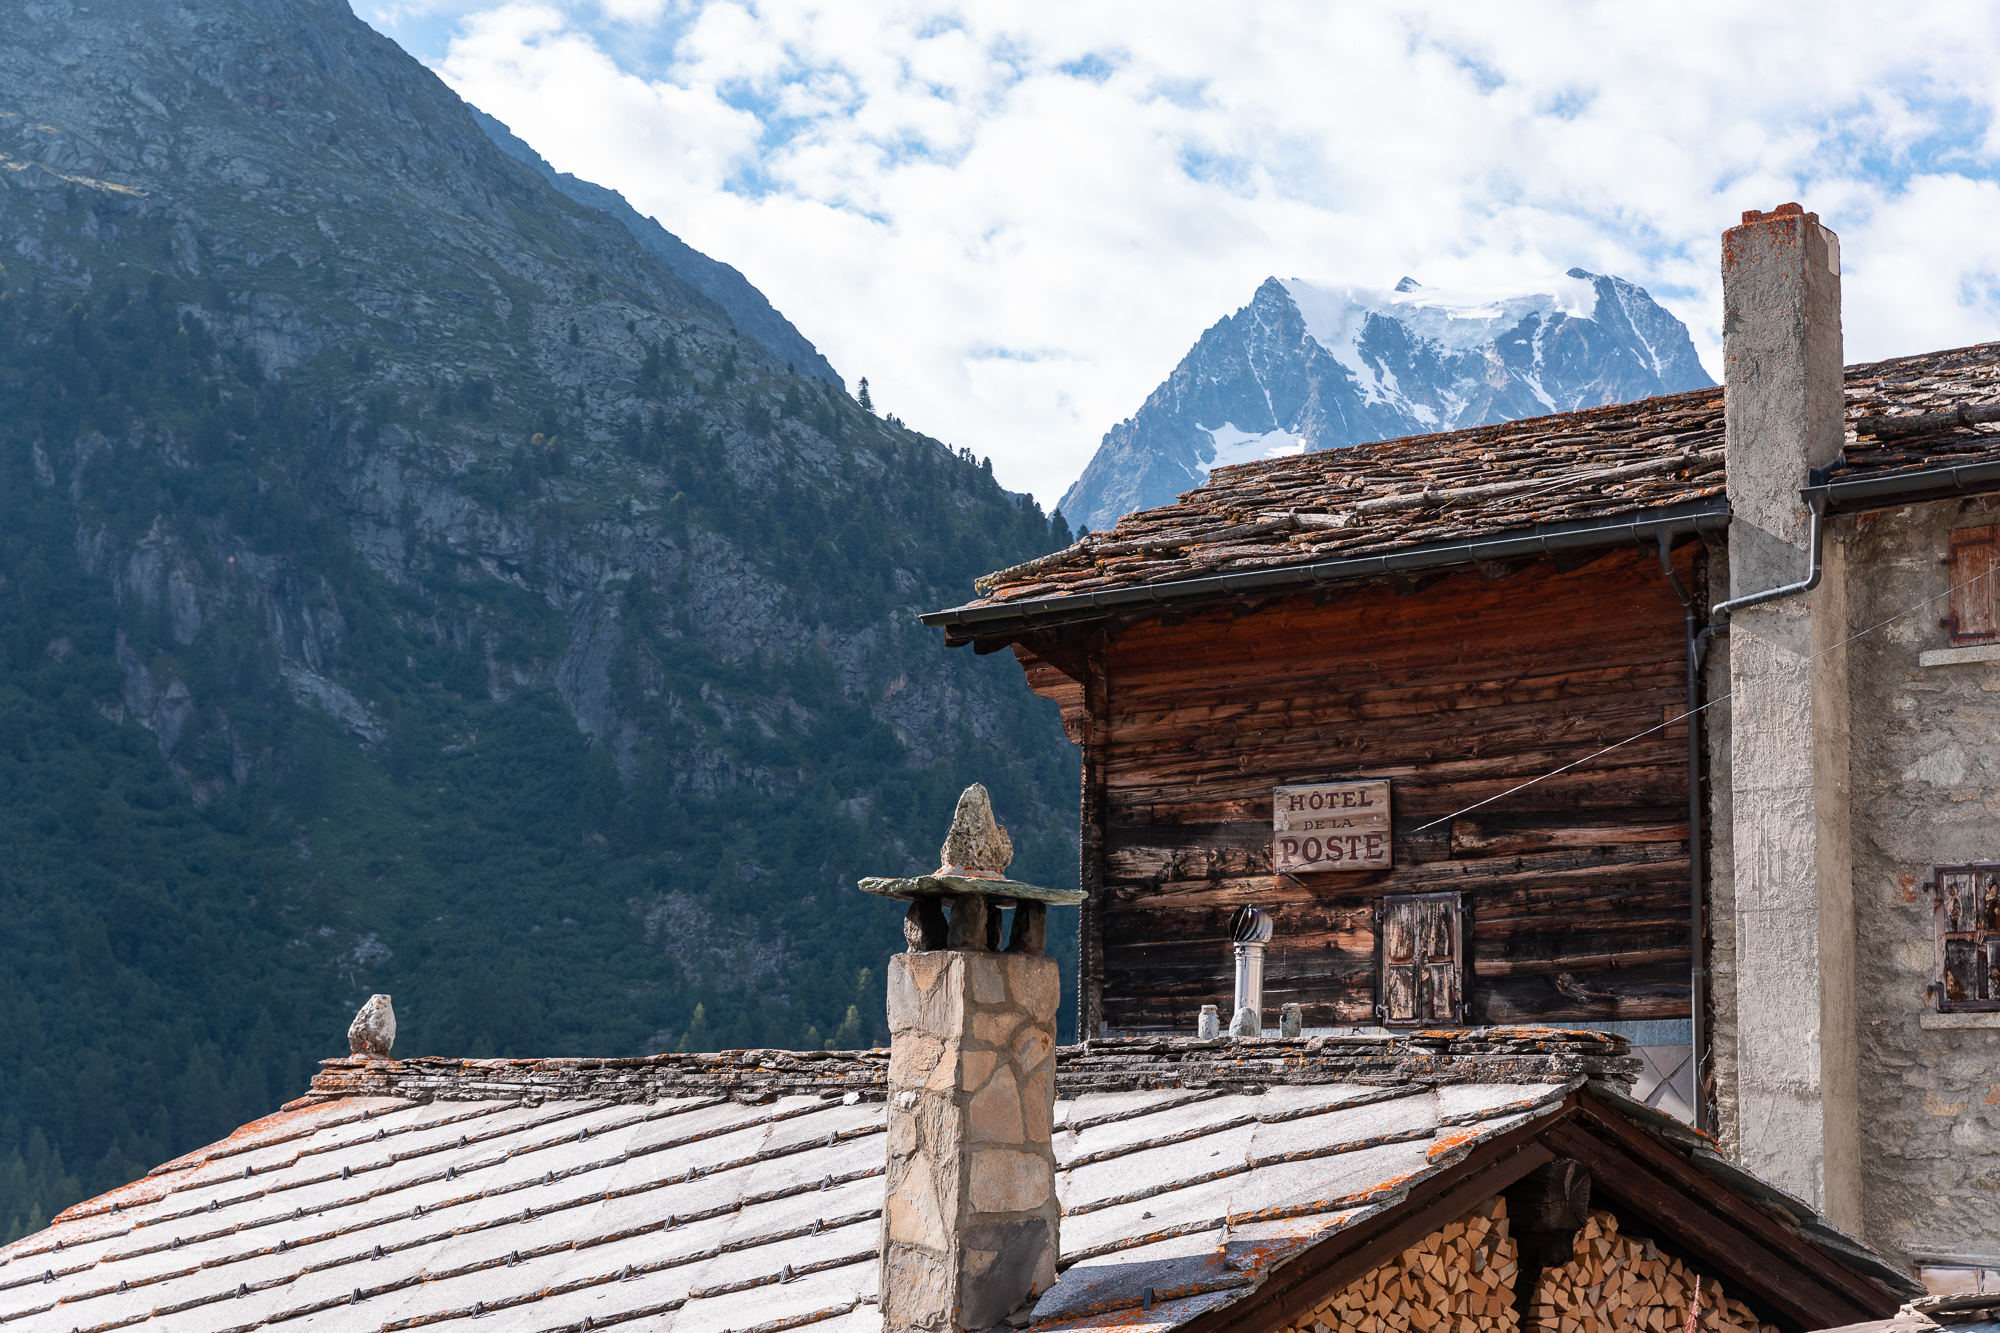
(1523, 1210), (1780, 1333)
(1282, 1195), (1520, 1333)
(1278, 1200), (1781, 1333)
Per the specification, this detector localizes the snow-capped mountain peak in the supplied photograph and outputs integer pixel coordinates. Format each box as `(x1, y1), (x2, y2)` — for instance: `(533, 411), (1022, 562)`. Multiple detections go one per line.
(1059, 270), (1712, 533)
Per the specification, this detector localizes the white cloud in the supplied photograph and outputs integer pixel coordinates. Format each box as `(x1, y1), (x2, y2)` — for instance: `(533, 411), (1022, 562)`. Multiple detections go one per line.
(360, 0), (2000, 508)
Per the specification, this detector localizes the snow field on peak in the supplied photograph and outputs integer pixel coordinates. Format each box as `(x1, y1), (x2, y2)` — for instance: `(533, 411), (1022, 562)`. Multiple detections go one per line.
(1199, 422), (1306, 473)
(1279, 273), (1602, 355)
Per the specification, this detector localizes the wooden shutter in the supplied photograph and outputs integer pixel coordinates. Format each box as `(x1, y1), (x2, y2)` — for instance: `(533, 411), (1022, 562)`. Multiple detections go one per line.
(1948, 527), (2000, 644)
(1378, 892), (1464, 1027)
(1934, 864), (2000, 1011)
(1380, 899), (1419, 1024)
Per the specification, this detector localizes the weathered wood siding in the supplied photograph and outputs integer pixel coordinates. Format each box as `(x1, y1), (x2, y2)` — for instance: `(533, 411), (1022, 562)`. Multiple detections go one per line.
(1061, 543), (1699, 1032)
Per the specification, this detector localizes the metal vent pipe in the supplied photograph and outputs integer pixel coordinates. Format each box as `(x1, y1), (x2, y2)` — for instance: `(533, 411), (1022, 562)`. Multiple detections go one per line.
(1229, 906), (1274, 1036)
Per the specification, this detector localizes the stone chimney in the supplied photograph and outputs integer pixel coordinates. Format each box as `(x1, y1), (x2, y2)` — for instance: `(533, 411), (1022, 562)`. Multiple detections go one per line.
(860, 785), (1083, 1333)
(1718, 203), (1859, 1229)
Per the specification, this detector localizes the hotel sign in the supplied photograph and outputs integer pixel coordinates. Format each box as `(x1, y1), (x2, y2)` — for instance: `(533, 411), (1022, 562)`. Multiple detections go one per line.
(1273, 780), (1391, 872)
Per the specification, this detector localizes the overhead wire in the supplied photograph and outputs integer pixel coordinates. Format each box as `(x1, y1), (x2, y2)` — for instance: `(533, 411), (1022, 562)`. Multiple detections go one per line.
(1410, 555), (2000, 834)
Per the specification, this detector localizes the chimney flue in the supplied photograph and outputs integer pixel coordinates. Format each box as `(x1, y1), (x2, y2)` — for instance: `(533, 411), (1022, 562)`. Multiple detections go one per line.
(1229, 906), (1273, 1037)
(1716, 202), (1861, 1229)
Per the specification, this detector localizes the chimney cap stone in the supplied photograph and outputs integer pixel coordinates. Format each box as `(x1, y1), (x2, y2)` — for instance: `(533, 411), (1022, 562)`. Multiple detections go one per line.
(858, 783), (1083, 906)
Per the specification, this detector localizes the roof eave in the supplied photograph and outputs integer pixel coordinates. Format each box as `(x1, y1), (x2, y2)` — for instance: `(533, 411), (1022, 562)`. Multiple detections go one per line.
(1807, 455), (2000, 512)
(925, 497), (1731, 643)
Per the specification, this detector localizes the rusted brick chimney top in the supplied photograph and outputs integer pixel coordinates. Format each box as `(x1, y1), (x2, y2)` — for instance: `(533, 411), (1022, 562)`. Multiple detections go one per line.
(1741, 201), (1815, 225)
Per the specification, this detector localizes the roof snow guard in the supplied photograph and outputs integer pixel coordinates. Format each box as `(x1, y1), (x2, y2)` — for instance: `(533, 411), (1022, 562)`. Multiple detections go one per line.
(928, 342), (2000, 643)
(2, 1030), (1915, 1333)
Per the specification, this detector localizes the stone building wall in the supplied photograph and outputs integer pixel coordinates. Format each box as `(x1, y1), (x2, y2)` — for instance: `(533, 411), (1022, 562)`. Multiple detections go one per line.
(1836, 496), (2000, 1273)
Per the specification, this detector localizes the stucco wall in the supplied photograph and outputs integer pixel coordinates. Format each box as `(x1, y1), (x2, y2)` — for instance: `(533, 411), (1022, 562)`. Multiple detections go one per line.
(1839, 497), (2000, 1268)
(1704, 573), (1740, 1162)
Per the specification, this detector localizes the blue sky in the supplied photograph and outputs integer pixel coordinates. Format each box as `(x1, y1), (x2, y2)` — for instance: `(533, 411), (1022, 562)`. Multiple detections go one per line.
(356, 0), (2000, 507)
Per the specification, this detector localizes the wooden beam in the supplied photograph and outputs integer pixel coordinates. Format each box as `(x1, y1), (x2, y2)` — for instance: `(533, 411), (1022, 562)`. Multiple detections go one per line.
(1172, 1112), (1561, 1333)
(1535, 1100), (1898, 1331)
(1078, 633), (1110, 1040)
(1012, 632), (1088, 683)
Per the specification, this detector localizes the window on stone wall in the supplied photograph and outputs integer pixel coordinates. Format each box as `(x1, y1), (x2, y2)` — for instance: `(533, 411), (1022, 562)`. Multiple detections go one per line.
(1377, 891), (1465, 1027)
(1946, 526), (2000, 644)
(1933, 863), (2000, 1011)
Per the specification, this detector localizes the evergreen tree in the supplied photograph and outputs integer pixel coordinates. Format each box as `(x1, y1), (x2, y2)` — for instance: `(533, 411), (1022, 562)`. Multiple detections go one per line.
(857, 378), (874, 413)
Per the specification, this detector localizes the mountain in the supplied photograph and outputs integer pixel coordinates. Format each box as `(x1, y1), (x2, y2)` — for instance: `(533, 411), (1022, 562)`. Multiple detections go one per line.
(1060, 272), (1714, 533)
(470, 109), (844, 389)
(0, 0), (1075, 1239)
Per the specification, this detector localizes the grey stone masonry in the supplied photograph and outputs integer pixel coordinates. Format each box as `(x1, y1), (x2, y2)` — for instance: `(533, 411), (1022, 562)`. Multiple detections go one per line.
(883, 950), (1061, 1333)
(1718, 202), (1861, 1231)
(292, 1028), (1639, 1107)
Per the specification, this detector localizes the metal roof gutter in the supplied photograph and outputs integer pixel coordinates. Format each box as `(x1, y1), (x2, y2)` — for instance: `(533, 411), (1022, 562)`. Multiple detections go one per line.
(923, 496), (1732, 640)
(1802, 455), (2000, 511)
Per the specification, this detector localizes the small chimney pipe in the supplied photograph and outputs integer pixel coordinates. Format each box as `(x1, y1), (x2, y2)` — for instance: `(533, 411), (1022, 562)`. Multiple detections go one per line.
(1229, 906), (1274, 1036)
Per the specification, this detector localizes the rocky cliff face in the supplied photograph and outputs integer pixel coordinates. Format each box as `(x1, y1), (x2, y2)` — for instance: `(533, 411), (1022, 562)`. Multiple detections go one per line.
(1060, 273), (1713, 532)
(0, 0), (1076, 1214)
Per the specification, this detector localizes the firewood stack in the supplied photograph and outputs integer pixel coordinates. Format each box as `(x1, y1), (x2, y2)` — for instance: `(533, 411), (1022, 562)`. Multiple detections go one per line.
(1288, 1197), (1521, 1333)
(1282, 1200), (1782, 1333)
(1525, 1210), (1779, 1333)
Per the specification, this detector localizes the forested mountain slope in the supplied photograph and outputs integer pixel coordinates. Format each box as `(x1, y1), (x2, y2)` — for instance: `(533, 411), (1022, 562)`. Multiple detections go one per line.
(0, 0), (1076, 1240)
(469, 108), (844, 390)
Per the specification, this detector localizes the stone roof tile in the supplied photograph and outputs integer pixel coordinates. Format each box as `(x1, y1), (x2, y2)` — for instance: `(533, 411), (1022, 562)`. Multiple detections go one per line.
(0, 1031), (1914, 1333)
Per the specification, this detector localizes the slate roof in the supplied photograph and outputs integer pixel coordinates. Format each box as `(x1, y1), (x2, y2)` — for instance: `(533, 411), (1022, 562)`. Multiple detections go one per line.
(937, 342), (2000, 630)
(0, 1030), (1915, 1333)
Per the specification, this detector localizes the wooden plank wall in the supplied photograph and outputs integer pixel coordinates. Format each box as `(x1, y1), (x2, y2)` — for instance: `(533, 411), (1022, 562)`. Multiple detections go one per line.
(1070, 543), (1699, 1032)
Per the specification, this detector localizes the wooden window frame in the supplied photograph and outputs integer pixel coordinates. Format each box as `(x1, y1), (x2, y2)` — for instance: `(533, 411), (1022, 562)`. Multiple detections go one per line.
(1946, 526), (2000, 645)
(1375, 890), (1468, 1028)
(1932, 863), (2000, 1012)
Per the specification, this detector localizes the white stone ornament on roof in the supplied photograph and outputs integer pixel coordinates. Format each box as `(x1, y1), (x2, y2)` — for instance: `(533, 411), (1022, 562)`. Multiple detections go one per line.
(347, 993), (395, 1057)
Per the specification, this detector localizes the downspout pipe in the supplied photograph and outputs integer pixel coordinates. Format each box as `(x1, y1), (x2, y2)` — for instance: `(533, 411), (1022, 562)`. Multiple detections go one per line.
(1710, 493), (1825, 621)
(1655, 536), (1708, 1136)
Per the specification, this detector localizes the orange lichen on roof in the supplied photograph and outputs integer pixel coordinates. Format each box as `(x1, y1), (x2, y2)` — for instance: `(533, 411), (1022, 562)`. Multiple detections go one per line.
(55, 1096), (405, 1227)
(144, 1096), (407, 1181)
(1426, 1127), (1485, 1163)
(1046, 1288), (1245, 1333)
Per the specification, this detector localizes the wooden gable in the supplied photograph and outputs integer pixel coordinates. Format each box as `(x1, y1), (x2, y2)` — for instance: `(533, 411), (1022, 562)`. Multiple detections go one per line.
(1020, 542), (1702, 1035)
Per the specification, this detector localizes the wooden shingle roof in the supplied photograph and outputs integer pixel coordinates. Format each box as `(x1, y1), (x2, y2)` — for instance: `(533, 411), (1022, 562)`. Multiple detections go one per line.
(936, 342), (2000, 636)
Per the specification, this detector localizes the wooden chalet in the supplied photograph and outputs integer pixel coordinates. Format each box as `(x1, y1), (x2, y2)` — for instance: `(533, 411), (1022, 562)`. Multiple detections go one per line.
(928, 385), (1730, 1041)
